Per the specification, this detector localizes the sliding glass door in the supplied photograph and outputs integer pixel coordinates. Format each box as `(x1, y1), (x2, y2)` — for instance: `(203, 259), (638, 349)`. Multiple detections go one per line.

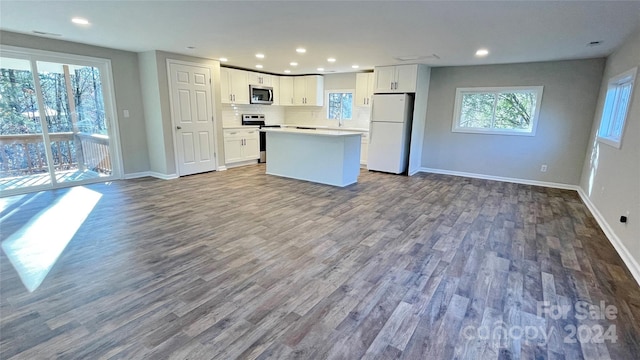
(0, 49), (120, 195)
(0, 56), (52, 190)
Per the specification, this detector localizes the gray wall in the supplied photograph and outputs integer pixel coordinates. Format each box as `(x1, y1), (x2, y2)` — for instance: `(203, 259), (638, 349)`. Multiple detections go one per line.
(579, 29), (640, 269)
(422, 59), (605, 185)
(138, 51), (167, 174)
(0, 31), (150, 175)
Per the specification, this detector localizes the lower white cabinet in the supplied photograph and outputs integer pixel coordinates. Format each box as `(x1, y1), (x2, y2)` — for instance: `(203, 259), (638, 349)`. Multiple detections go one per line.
(224, 128), (259, 164)
(360, 132), (369, 165)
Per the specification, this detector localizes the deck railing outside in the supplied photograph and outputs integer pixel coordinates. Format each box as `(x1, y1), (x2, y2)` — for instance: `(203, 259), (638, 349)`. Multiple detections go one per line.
(0, 132), (112, 177)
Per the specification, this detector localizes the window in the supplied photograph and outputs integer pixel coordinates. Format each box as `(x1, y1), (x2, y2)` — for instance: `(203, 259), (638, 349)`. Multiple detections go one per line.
(597, 67), (636, 149)
(452, 86), (543, 136)
(326, 90), (353, 120)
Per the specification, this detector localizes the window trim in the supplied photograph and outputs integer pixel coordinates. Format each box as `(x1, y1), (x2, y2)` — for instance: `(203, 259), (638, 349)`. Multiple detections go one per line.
(596, 67), (637, 149)
(451, 86), (544, 136)
(325, 89), (354, 120)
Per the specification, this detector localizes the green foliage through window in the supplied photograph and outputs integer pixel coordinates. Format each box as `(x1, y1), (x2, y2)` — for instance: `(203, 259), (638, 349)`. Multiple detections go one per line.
(454, 87), (543, 135)
(327, 92), (353, 120)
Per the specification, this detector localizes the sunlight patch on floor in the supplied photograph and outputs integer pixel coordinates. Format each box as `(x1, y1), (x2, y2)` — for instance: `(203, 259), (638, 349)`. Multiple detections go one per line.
(1, 186), (102, 292)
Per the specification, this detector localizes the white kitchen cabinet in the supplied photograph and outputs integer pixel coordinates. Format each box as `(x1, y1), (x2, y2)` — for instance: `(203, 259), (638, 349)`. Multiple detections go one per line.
(373, 64), (418, 93)
(220, 67), (250, 104)
(223, 128), (259, 164)
(279, 77), (295, 106)
(271, 75), (280, 105)
(360, 132), (369, 165)
(293, 75), (324, 106)
(355, 73), (375, 106)
(247, 72), (272, 86)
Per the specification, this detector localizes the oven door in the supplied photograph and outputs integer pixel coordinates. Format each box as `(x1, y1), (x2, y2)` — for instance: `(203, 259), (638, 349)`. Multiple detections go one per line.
(250, 85), (273, 105)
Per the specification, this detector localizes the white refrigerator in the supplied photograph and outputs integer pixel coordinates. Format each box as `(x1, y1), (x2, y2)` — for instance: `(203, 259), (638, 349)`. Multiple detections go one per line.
(367, 94), (414, 174)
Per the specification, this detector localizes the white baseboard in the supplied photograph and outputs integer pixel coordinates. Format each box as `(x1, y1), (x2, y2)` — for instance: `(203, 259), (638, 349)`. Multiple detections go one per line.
(217, 166), (228, 171)
(123, 171), (151, 179)
(577, 188), (640, 286)
(123, 171), (178, 180)
(148, 172), (179, 180)
(418, 167), (579, 191)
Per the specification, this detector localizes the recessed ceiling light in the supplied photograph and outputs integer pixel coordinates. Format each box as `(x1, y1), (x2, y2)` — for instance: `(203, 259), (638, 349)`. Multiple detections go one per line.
(317, 67), (324, 71)
(290, 62), (298, 66)
(71, 17), (89, 25)
(256, 64), (263, 69)
(352, 65), (359, 69)
(587, 41), (603, 47)
(327, 58), (336, 63)
(187, 46), (196, 50)
(256, 53), (265, 59)
(475, 49), (489, 57)
(284, 70), (291, 74)
(296, 48), (306, 53)
(219, 57), (228, 62)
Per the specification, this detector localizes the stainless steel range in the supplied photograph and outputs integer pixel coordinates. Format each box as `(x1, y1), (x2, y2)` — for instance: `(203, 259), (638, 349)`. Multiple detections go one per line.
(241, 114), (280, 163)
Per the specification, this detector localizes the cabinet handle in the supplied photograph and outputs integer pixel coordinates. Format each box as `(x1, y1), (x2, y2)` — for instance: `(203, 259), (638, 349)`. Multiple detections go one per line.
(390, 82), (394, 90)
(395, 82), (398, 90)
(229, 131), (237, 134)
(229, 95), (232, 101)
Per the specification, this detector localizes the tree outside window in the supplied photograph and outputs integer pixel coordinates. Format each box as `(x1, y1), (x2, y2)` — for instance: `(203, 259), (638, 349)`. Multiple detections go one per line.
(453, 86), (543, 136)
(327, 91), (353, 120)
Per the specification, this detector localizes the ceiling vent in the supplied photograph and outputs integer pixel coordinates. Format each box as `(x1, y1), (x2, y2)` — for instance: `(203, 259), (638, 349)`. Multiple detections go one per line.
(393, 54), (440, 62)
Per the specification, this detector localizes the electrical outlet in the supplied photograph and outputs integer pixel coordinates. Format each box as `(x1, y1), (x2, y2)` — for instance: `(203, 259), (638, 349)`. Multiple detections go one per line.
(540, 164), (548, 172)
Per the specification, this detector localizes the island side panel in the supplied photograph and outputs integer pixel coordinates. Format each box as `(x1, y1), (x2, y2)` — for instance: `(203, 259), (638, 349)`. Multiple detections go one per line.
(342, 135), (361, 185)
(265, 132), (360, 187)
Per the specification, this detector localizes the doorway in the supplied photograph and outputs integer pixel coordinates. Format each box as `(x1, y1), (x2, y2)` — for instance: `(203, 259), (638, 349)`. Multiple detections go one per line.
(167, 60), (217, 176)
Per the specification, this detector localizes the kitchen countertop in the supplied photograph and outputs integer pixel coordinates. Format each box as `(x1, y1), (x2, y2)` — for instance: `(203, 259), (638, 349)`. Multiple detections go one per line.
(280, 124), (369, 132)
(260, 127), (362, 137)
(223, 125), (260, 129)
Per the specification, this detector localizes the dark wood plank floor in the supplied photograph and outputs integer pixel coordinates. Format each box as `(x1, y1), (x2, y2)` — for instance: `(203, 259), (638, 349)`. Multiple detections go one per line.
(1, 165), (639, 359)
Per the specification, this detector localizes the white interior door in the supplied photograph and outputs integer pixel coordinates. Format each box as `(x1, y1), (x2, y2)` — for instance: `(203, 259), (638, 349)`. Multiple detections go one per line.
(169, 62), (216, 176)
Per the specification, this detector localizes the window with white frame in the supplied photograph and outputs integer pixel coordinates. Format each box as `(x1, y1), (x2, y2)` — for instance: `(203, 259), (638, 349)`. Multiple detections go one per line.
(326, 90), (353, 120)
(452, 86), (543, 136)
(597, 67), (637, 149)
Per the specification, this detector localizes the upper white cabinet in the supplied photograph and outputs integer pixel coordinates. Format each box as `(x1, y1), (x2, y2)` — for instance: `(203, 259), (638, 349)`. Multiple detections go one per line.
(247, 72), (272, 86)
(271, 75), (280, 106)
(293, 75), (324, 106)
(355, 73), (375, 106)
(373, 64), (418, 93)
(279, 77), (295, 106)
(220, 67), (250, 104)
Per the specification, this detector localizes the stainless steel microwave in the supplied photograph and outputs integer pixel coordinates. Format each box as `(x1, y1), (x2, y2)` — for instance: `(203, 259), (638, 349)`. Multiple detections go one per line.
(249, 85), (273, 105)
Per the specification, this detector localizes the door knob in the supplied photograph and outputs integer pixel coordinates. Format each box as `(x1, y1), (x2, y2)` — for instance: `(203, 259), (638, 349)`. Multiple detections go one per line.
(176, 126), (182, 130)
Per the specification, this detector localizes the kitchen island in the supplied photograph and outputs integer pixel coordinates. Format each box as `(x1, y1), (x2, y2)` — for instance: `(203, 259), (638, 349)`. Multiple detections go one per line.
(260, 128), (362, 187)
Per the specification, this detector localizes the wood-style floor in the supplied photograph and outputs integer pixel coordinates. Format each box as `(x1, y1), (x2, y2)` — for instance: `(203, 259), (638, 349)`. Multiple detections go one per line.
(1, 165), (639, 359)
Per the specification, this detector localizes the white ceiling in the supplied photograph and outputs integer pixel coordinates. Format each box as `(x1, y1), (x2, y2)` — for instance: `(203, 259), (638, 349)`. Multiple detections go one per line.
(1, 1), (639, 75)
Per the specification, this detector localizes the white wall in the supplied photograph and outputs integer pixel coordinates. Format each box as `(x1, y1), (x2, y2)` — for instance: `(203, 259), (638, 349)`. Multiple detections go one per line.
(283, 73), (371, 129)
(0, 31), (150, 175)
(579, 28), (640, 280)
(421, 59), (605, 185)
